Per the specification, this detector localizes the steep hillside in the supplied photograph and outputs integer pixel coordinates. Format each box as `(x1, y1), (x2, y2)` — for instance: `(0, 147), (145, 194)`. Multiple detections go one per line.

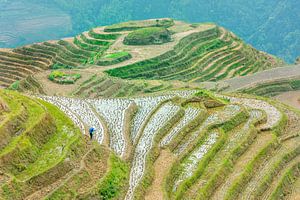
(0, 19), (283, 89)
(1, 89), (297, 199)
(0, 90), (132, 199)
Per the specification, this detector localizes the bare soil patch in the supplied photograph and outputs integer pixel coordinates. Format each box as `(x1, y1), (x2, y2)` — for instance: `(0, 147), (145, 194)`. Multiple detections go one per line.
(34, 69), (96, 96)
(288, 176), (300, 200)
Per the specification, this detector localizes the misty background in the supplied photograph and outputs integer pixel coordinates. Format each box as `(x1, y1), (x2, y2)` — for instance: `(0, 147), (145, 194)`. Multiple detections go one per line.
(0, 0), (299, 63)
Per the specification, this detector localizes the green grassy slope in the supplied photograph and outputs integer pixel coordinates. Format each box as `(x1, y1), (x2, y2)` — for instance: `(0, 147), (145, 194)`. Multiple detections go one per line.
(0, 90), (127, 199)
(123, 27), (171, 45)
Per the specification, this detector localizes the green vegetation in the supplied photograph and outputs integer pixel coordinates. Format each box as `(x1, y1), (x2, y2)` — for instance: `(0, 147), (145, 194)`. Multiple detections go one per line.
(240, 77), (300, 97)
(8, 81), (20, 91)
(48, 70), (81, 84)
(88, 30), (121, 40)
(253, 147), (300, 198)
(0, 91), (71, 197)
(16, 75), (45, 94)
(73, 37), (103, 52)
(80, 34), (111, 46)
(224, 135), (278, 200)
(133, 102), (185, 200)
(0, 20), (284, 88)
(124, 27), (171, 45)
(106, 26), (281, 82)
(269, 162), (300, 199)
(104, 52), (129, 59)
(1, 1), (299, 62)
(96, 154), (129, 199)
(97, 51), (132, 66)
(51, 63), (74, 70)
(193, 89), (229, 107)
(0, 90), (115, 199)
(166, 108), (249, 199)
(71, 74), (194, 98)
(0, 24), (123, 87)
(0, 16), (299, 200)
(0, 86), (299, 199)
(2, 1), (299, 62)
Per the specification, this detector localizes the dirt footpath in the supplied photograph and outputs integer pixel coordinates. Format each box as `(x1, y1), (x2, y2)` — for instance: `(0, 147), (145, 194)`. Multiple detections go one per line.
(145, 149), (176, 200)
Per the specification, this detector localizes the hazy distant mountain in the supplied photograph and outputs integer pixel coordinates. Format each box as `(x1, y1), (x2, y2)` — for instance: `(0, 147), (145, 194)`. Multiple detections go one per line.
(0, 0), (72, 48)
(0, 0), (299, 63)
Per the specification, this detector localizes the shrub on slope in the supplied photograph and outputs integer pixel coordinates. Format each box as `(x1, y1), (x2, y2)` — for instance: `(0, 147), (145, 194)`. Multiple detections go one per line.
(124, 27), (172, 45)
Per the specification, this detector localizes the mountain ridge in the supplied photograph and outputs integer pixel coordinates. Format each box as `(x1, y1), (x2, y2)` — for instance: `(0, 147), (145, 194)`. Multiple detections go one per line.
(0, 0), (299, 63)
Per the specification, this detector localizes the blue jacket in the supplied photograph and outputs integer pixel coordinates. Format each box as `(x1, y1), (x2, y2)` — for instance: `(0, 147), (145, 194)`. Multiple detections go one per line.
(89, 127), (95, 134)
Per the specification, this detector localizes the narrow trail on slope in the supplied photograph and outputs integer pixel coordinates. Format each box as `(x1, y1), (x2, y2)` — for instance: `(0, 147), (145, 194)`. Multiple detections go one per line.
(25, 142), (95, 200)
(211, 132), (274, 200)
(87, 102), (110, 147)
(144, 149), (176, 200)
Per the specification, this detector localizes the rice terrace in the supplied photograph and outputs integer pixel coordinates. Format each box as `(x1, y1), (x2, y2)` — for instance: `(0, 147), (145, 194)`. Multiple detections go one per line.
(0, 17), (299, 200)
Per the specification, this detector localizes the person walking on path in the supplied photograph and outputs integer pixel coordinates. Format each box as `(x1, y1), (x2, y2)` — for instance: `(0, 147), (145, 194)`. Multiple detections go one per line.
(89, 127), (95, 140)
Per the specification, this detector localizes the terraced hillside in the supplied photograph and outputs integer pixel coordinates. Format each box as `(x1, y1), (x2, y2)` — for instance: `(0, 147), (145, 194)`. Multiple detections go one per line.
(0, 90), (129, 199)
(0, 19), (283, 89)
(106, 25), (283, 82)
(0, 29), (121, 88)
(71, 74), (200, 98)
(0, 18), (298, 199)
(219, 64), (300, 93)
(239, 77), (300, 97)
(1, 88), (296, 199)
